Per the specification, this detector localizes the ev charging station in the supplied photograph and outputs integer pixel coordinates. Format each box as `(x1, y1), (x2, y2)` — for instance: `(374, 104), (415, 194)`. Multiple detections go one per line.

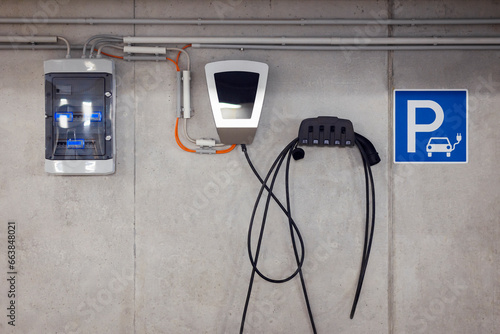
(1, 12), (491, 332)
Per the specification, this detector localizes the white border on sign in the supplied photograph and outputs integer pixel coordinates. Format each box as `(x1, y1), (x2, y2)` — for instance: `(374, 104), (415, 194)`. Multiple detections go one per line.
(393, 89), (468, 164)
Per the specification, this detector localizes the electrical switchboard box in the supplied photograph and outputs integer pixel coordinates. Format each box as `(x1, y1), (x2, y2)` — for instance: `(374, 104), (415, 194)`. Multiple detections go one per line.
(44, 59), (115, 175)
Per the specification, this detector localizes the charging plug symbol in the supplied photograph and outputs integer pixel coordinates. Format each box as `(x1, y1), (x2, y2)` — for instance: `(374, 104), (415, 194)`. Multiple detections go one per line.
(426, 133), (462, 158)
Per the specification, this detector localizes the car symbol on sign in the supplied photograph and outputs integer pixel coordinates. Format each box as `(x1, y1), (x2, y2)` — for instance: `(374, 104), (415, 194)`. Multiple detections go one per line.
(426, 137), (452, 157)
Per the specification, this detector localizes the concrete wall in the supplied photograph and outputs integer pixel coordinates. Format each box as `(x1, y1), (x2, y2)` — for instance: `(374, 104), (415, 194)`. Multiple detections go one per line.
(0, 1), (498, 333)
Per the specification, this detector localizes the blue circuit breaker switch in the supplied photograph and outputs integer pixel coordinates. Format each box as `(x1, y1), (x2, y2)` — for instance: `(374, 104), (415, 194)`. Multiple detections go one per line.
(66, 139), (85, 149)
(44, 59), (116, 175)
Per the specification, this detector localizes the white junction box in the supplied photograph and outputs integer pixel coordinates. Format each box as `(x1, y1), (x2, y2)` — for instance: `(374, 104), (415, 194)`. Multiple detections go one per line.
(44, 59), (116, 175)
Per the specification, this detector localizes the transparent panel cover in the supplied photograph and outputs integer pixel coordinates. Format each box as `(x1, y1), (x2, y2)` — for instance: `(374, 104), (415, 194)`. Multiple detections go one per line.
(45, 73), (113, 160)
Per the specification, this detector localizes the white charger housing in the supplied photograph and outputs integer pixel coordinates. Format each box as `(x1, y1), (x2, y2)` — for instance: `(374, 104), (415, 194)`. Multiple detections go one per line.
(205, 60), (268, 144)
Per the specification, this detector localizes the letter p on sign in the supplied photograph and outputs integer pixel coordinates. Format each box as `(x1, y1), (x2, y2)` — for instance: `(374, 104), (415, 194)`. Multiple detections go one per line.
(407, 100), (444, 153)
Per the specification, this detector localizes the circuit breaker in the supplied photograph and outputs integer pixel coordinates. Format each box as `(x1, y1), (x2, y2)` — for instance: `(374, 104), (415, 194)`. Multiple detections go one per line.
(44, 59), (116, 175)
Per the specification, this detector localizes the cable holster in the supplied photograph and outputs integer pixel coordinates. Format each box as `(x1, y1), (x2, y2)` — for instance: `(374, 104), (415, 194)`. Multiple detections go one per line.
(298, 116), (356, 147)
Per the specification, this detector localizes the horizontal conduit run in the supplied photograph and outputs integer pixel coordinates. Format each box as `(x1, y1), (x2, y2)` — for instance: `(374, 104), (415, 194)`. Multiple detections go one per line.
(3, 44), (500, 52)
(0, 45), (79, 50)
(125, 36), (500, 45)
(0, 18), (500, 26)
(193, 44), (500, 51)
(0, 36), (57, 43)
(3, 33), (500, 53)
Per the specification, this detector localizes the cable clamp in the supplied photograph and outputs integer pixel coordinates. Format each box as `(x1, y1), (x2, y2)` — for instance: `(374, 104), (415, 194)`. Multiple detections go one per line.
(196, 147), (216, 154)
(196, 138), (216, 147)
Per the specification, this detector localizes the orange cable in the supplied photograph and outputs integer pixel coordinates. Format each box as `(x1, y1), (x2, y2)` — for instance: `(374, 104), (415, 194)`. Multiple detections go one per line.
(216, 144), (237, 154)
(166, 57), (180, 71)
(175, 118), (196, 153)
(94, 49), (124, 59)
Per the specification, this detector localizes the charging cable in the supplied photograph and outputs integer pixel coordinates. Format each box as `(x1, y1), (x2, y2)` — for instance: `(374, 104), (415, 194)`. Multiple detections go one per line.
(239, 119), (380, 333)
(240, 139), (316, 333)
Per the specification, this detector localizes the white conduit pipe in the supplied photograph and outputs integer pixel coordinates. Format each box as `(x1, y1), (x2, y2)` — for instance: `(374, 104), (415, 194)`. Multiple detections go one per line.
(83, 34), (122, 57)
(122, 55), (165, 61)
(123, 46), (166, 54)
(176, 72), (182, 118)
(193, 44), (500, 51)
(167, 48), (190, 70)
(57, 36), (71, 58)
(97, 44), (123, 56)
(1, 18), (500, 26)
(0, 45), (79, 50)
(182, 70), (191, 118)
(3, 44), (500, 52)
(0, 36), (57, 43)
(124, 36), (500, 45)
(121, 53), (190, 70)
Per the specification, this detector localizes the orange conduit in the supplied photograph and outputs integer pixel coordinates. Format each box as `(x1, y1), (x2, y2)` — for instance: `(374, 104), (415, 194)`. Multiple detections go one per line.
(216, 144), (237, 154)
(175, 117), (196, 153)
(99, 51), (124, 59)
(175, 118), (237, 154)
(166, 57), (180, 71)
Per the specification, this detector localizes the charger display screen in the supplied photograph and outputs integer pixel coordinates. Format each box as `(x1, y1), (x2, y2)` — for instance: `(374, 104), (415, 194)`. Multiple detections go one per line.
(214, 71), (259, 119)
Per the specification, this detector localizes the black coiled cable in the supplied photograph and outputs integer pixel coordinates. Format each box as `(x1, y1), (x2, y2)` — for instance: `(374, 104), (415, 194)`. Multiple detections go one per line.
(240, 138), (316, 334)
(239, 134), (377, 333)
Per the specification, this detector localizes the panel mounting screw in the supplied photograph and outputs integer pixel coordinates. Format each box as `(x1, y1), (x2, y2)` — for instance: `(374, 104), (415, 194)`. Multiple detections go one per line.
(105, 135), (112, 141)
(105, 92), (112, 98)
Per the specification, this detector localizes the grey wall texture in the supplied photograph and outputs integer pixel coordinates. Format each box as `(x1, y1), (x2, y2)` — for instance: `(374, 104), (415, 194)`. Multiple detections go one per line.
(0, 0), (499, 333)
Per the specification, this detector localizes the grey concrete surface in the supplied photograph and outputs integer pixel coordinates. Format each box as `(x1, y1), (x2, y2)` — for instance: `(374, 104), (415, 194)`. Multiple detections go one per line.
(391, 52), (500, 334)
(0, 0), (498, 333)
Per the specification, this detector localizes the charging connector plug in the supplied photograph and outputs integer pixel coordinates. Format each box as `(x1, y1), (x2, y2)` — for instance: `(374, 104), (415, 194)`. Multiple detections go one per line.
(452, 133), (462, 151)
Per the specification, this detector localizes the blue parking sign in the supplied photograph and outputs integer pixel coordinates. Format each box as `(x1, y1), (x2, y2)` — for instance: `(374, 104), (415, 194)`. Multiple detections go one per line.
(394, 90), (468, 163)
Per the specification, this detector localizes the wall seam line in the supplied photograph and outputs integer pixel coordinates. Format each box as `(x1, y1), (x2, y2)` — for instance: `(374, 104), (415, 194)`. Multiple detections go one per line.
(387, 0), (395, 334)
(133, 1), (137, 334)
